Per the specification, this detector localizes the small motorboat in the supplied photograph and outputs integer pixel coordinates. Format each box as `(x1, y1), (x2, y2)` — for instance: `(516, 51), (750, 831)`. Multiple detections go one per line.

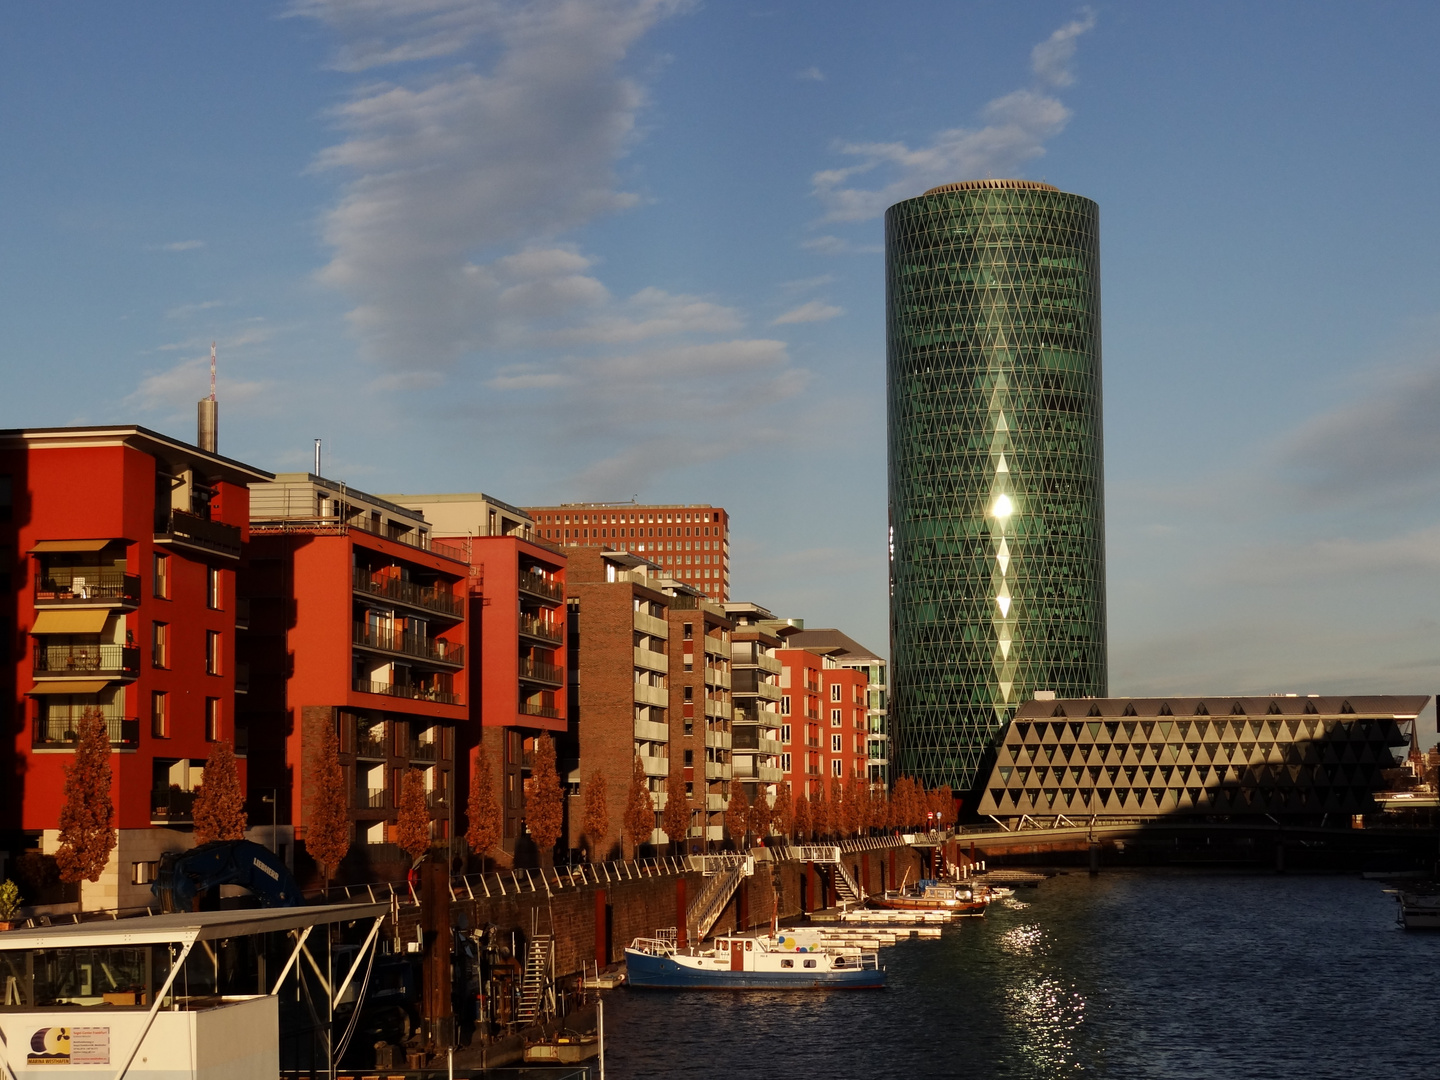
(624, 933), (885, 989)
(1396, 891), (1440, 930)
(868, 879), (987, 916)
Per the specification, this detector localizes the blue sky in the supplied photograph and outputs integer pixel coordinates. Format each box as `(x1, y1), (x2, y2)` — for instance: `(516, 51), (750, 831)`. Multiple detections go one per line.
(3, 1), (1438, 729)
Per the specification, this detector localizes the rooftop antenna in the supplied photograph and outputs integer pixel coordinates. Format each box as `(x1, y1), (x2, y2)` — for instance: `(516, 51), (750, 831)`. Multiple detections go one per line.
(314, 438), (322, 477)
(196, 342), (218, 453)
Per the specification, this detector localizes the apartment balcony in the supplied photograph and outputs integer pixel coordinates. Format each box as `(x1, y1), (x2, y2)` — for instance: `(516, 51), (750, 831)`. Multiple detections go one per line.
(633, 646), (668, 674)
(353, 679), (459, 706)
(651, 791), (668, 812)
(154, 509), (242, 560)
(353, 623), (465, 669)
(756, 707), (782, 728)
(32, 715), (138, 750)
(705, 793), (726, 812)
(426, 789), (450, 808)
(409, 741), (438, 761)
(633, 611), (668, 638)
(520, 701), (562, 721)
(704, 760), (732, 781)
(151, 786), (196, 824)
(704, 666), (731, 690)
(703, 636), (728, 658)
(235, 597), (250, 629)
(34, 571), (140, 610)
(33, 644), (140, 681)
(634, 717), (670, 743)
(756, 653), (782, 675)
(756, 764), (783, 783)
(704, 698), (731, 720)
(518, 572), (564, 605)
(704, 825), (724, 841)
(640, 754), (669, 778)
(356, 736), (388, 759)
(705, 728), (731, 751)
(234, 662), (249, 694)
(633, 681), (668, 709)
(755, 682), (782, 702)
(353, 569), (465, 621)
(518, 657), (563, 687)
(359, 788), (386, 809)
(518, 613), (563, 645)
(756, 736), (782, 756)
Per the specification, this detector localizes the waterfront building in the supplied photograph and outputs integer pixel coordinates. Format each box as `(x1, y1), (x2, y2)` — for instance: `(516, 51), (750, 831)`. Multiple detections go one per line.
(243, 475), (468, 882)
(665, 588), (734, 847)
(786, 628), (889, 786)
(723, 603), (788, 806)
(0, 424), (269, 910)
(524, 502), (730, 601)
(384, 493), (567, 852)
(886, 179), (1107, 794)
(974, 695), (1428, 823)
(773, 647), (869, 795)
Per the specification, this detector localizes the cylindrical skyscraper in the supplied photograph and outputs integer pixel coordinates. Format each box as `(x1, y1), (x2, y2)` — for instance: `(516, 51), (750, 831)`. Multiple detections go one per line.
(886, 179), (1107, 795)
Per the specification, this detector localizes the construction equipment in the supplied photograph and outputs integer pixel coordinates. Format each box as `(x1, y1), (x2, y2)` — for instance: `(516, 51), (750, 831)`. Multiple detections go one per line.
(152, 840), (303, 911)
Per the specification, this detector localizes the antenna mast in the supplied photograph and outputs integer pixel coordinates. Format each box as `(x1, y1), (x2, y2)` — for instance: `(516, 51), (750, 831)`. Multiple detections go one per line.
(209, 342), (217, 401)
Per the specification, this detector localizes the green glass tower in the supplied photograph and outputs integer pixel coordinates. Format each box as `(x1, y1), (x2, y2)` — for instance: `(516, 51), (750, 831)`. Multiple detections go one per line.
(886, 179), (1107, 794)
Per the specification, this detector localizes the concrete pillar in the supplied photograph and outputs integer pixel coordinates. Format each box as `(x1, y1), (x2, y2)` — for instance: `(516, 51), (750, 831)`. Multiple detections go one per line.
(420, 861), (452, 1050)
(1089, 842), (1100, 876)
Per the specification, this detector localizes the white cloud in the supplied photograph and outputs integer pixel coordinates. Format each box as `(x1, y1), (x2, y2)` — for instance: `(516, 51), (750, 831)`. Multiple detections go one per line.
(801, 235), (881, 255)
(125, 355), (270, 415)
(772, 300), (842, 325)
(1030, 10), (1096, 88)
(156, 240), (205, 252)
(796, 66), (824, 82)
(779, 274), (836, 292)
(166, 300), (226, 320)
(809, 16), (1094, 223)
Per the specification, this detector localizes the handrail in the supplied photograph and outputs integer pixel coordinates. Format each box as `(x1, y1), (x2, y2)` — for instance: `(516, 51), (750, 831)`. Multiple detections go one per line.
(352, 568), (465, 618)
(519, 613), (563, 643)
(353, 679), (459, 706)
(34, 644), (140, 677)
(519, 657), (564, 684)
(353, 622), (464, 666)
(35, 571), (140, 605)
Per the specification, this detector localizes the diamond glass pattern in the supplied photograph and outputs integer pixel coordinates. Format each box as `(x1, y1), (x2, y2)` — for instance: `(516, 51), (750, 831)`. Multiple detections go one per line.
(886, 180), (1108, 794)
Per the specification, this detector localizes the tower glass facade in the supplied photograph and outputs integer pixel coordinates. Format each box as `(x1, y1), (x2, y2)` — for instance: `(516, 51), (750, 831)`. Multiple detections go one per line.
(886, 179), (1107, 793)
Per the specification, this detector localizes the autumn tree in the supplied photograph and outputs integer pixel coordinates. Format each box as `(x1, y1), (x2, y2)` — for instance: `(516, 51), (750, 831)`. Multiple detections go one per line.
(840, 777), (864, 839)
(192, 740), (247, 845)
(395, 769), (432, 864)
(811, 780), (831, 839)
(526, 735), (565, 865)
(747, 787), (771, 844)
(622, 757), (654, 859)
(936, 785), (954, 830)
(725, 784), (749, 851)
(466, 744), (503, 870)
(772, 781), (795, 843)
(306, 721), (351, 888)
(580, 768), (610, 861)
(793, 791), (812, 844)
(55, 708), (116, 884)
(662, 770), (689, 856)
(830, 777), (849, 839)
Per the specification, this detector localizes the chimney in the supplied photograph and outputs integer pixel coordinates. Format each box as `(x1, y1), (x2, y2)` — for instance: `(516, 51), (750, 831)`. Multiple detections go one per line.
(196, 342), (218, 453)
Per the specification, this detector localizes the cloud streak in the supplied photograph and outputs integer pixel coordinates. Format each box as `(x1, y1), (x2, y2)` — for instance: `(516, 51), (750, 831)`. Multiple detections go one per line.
(773, 300), (842, 325)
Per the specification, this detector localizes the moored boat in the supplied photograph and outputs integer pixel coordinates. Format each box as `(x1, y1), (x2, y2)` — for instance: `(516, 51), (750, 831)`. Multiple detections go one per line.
(1396, 891), (1440, 930)
(868, 879), (987, 916)
(624, 934), (886, 989)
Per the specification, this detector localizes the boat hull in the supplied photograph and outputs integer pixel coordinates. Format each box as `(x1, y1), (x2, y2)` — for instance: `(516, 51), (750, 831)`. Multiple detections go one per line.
(624, 949), (886, 990)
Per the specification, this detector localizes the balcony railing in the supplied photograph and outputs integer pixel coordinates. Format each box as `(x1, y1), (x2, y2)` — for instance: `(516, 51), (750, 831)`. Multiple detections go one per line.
(426, 789), (450, 808)
(353, 679), (459, 706)
(360, 788), (386, 809)
(34, 644), (140, 679)
(519, 657), (563, 686)
(155, 509), (242, 559)
(352, 569), (464, 619)
(518, 572), (564, 604)
(353, 623), (465, 667)
(356, 736), (388, 759)
(33, 716), (139, 749)
(151, 786), (196, 823)
(35, 571), (140, 607)
(234, 662), (250, 694)
(518, 614), (563, 644)
(409, 741), (438, 761)
(520, 701), (561, 720)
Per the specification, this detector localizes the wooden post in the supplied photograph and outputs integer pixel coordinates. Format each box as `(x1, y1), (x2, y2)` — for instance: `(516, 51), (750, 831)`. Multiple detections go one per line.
(595, 888), (608, 968)
(421, 860), (453, 1050)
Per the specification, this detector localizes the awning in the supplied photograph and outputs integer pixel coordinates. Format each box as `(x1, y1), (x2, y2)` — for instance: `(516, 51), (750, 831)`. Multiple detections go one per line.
(28, 680), (111, 695)
(29, 538), (123, 553)
(31, 609), (111, 634)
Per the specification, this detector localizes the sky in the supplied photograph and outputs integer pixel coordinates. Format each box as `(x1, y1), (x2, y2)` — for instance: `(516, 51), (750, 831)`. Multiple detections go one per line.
(2, 1), (1438, 734)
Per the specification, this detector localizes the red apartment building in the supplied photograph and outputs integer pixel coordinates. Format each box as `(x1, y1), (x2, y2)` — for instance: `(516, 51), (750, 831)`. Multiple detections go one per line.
(242, 475), (468, 883)
(523, 502), (730, 601)
(0, 425), (269, 910)
(386, 494), (567, 857)
(775, 646), (870, 796)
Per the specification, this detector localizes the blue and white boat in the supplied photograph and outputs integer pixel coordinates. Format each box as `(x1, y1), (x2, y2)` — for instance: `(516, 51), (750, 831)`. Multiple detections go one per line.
(624, 934), (885, 990)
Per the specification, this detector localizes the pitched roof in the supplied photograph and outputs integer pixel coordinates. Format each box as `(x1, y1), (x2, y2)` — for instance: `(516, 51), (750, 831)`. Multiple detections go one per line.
(786, 628), (883, 662)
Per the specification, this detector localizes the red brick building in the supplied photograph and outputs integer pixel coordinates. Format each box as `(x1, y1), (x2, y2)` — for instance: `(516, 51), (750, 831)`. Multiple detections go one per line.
(523, 502), (730, 601)
(0, 425), (269, 910)
(242, 475), (468, 882)
(775, 646), (870, 794)
(666, 591), (733, 848)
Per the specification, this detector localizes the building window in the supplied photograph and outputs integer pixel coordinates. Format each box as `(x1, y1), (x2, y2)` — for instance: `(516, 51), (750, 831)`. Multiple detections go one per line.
(152, 622), (169, 668)
(153, 553), (169, 599)
(781, 753), (791, 772)
(831, 684), (842, 702)
(205, 697), (221, 741)
(831, 734), (842, 753)
(151, 691), (168, 737)
(131, 861), (158, 886)
(684, 750), (694, 766)
(781, 724), (791, 743)
(207, 567), (222, 610)
(206, 630), (222, 675)
(831, 709), (841, 726)
(683, 622), (693, 640)
(831, 758), (843, 777)
(781, 695), (791, 716)
(684, 686), (694, 702)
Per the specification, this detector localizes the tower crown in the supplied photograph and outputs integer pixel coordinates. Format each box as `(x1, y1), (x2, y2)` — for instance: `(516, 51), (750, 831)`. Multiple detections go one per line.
(922, 179), (1059, 195)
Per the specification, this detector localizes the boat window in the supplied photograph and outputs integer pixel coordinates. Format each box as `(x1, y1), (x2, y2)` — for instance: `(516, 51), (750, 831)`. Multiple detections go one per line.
(29, 947), (157, 1008)
(781, 959), (794, 968)
(803, 959), (817, 969)
(745, 941), (752, 951)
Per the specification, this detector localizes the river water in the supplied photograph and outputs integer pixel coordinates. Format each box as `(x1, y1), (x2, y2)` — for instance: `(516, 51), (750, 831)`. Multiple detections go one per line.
(601, 871), (1440, 1079)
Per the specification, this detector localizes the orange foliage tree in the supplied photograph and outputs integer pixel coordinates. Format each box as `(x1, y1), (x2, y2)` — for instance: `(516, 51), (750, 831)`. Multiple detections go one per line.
(466, 744), (502, 869)
(622, 757), (654, 859)
(580, 768), (610, 861)
(662, 768), (689, 855)
(793, 790), (812, 843)
(526, 735), (565, 864)
(772, 781), (795, 842)
(747, 787), (771, 843)
(840, 777), (864, 838)
(936, 784), (954, 828)
(395, 768), (432, 864)
(811, 781), (831, 839)
(725, 785), (749, 850)
(306, 721), (351, 887)
(55, 709), (116, 883)
(192, 739), (247, 845)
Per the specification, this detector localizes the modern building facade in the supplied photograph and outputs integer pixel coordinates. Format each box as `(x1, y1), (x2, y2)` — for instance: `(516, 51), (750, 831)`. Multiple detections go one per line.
(524, 502), (730, 601)
(787, 628), (890, 786)
(976, 695), (1428, 823)
(886, 178), (1107, 794)
(0, 425), (270, 910)
(724, 603), (787, 805)
(666, 591), (734, 846)
(774, 647), (869, 793)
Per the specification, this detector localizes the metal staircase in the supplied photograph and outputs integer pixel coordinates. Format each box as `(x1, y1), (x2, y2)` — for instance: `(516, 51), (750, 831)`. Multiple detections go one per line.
(792, 845), (863, 904)
(515, 932), (554, 1024)
(686, 855), (754, 941)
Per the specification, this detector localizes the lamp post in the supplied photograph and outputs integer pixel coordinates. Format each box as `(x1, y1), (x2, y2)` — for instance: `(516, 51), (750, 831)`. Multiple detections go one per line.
(261, 790), (278, 855)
